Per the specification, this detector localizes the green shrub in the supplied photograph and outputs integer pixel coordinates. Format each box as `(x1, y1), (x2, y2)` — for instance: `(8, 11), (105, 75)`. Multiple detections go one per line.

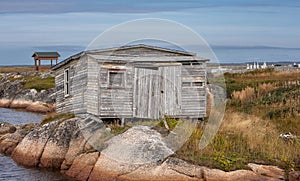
(158, 117), (179, 130)
(23, 76), (55, 91)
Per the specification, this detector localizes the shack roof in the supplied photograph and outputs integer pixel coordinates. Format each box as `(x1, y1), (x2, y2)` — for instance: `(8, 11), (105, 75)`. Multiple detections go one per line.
(32, 52), (60, 58)
(52, 44), (208, 70)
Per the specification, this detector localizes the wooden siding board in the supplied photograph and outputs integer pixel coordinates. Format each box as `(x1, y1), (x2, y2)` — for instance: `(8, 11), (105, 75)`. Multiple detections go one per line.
(55, 56), (88, 114)
(133, 65), (182, 119)
(55, 47), (207, 119)
(99, 63), (134, 118)
(180, 63), (207, 118)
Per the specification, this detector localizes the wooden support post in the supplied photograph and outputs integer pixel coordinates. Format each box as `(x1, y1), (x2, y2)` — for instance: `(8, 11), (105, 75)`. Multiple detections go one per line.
(121, 118), (125, 127)
(38, 59), (41, 71)
(34, 59), (37, 71)
(51, 59), (53, 66)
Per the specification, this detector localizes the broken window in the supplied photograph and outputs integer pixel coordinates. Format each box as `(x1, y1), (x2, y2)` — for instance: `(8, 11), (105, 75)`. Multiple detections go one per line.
(108, 71), (125, 87)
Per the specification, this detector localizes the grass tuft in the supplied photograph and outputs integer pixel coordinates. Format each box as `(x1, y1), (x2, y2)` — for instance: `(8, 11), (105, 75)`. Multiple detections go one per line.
(158, 117), (179, 130)
(110, 124), (131, 135)
(40, 113), (75, 125)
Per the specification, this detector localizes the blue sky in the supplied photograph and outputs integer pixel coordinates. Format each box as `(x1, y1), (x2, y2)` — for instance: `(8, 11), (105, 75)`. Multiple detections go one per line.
(0, 0), (299, 64)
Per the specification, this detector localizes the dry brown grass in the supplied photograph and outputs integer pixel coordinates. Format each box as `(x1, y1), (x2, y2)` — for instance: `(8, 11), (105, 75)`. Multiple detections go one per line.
(176, 109), (300, 171)
(233, 69), (300, 83)
(0, 66), (35, 73)
(223, 111), (299, 166)
(257, 83), (277, 97)
(179, 69), (299, 171)
(222, 111), (276, 151)
(232, 87), (255, 103)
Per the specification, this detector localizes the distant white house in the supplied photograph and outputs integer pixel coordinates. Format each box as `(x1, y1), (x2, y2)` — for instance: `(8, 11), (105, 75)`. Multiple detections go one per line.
(261, 62), (267, 69)
(247, 61), (267, 70)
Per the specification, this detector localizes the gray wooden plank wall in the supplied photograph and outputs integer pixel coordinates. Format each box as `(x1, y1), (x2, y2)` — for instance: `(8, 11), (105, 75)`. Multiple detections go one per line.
(85, 57), (100, 115)
(98, 63), (134, 118)
(181, 63), (207, 118)
(55, 56), (88, 114)
(133, 65), (181, 119)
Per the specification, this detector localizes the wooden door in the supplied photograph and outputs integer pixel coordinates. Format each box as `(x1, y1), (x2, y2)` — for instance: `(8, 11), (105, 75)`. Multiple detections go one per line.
(133, 65), (181, 119)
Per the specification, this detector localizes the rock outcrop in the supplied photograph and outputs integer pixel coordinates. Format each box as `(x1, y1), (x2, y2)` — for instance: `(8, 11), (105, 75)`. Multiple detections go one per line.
(0, 118), (296, 181)
(102, 126), (173, 164)
(248, 163), (285, 180)
(11, 120), (60, 167)
(0, 122), (16, 134)
(0, 71), (55, 113)
(60, 128), (88, 171)
(289, 171), (300, 181)
(66, 152), (100, 180)
(39, 118), (78, 168)
(0, 122), (34, 155)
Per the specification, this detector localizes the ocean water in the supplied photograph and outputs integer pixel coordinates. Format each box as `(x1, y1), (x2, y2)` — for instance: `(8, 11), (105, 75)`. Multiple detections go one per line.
(0, 108), (44, 124)
(0, 108), (71, 181)
(0, 45), (299, 66)
(212, 46), (300, 63)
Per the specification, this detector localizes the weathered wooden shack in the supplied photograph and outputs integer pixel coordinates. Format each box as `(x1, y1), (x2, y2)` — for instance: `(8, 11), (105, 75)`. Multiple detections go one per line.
(52, 44), (208, 120)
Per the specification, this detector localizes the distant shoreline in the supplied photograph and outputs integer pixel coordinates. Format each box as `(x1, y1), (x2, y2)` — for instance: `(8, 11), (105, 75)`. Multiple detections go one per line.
(1, 60), (300, 68)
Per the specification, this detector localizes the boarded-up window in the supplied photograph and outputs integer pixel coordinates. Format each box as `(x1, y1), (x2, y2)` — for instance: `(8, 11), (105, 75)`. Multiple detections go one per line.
(64, 68), (70, 97)
(108, 71), (125, 87)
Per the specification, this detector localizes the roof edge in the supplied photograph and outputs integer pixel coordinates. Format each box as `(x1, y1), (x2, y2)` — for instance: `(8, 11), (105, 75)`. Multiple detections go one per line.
(52, 44), (209, 70)
(52, 51), (84, 70)
(86, 44), (196, 56)
(32, 52), (60, 57)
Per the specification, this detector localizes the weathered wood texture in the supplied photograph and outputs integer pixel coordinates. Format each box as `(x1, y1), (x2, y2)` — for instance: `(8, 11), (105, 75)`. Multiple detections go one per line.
(98, 63), (134, 118)
(181, 63), (206, 118)
(55, 56), (87, 114)
(54, 45), (207, 119)
(85, 57), (100, 115)
(133, 65), (181, 119)
(89, 47), (193, 57)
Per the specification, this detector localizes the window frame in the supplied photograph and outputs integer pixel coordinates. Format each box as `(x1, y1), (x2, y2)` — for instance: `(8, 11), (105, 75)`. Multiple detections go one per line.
(107, 69), (126, 88)
(64, 68), (70, 97)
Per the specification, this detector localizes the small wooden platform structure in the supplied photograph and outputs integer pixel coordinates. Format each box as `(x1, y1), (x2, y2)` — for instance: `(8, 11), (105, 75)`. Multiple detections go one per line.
(32, 52), (60, 71)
